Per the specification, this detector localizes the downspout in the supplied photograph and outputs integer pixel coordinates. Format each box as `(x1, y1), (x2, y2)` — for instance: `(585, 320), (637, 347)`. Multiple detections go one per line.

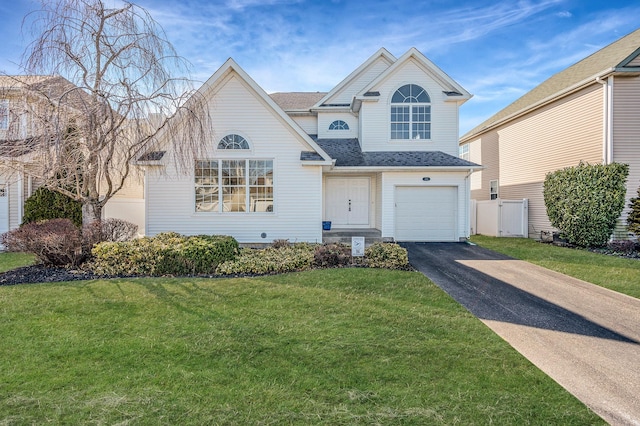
(17, 171), (23, 224)
(596, 76), (614, 164)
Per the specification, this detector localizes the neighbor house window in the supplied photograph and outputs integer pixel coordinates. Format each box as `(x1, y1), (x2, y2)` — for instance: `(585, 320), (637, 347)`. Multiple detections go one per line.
(0, 100), (8, 130)
(329, 120), (349, 130)
(490, 180), (498, 200)
(391, 84), (430, 140)
(459, 143), (469, 160)
(195, 159), (273, 213)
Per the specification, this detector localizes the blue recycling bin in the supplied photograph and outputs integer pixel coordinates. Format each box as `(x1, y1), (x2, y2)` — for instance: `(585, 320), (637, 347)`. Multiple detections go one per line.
(322, 221), (332, 231)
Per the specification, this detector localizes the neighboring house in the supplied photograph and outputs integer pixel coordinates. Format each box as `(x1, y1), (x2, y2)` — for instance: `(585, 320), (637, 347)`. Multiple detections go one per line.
(142, 48), (480, 243)
(0, 75), (144, 236)
(460, 28), (640, 239)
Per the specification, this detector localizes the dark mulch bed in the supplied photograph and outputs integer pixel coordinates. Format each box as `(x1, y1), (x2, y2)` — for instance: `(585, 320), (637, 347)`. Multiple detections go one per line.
(0, 264), (102, 286)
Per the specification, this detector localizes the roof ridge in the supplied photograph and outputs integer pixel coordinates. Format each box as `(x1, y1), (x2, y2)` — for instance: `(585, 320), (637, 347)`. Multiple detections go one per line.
(461, 27), (640, 141)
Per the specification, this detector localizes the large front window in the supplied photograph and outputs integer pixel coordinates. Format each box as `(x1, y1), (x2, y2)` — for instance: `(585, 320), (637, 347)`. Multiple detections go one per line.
(390, 84), (431, 140)
(195, 159), (273, 212)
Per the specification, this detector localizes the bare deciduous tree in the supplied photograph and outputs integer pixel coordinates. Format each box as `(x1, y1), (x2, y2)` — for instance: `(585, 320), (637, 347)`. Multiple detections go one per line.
(6, 0), (210, 226)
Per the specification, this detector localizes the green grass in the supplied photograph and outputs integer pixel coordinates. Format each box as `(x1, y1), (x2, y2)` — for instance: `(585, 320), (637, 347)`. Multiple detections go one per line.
(471, 235), (640, 299)
(0, 252), (36, 273)
(0, 269), (602, 424)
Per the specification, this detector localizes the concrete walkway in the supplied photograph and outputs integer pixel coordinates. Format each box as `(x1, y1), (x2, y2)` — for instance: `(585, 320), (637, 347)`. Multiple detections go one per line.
(403, 242), (640, 426)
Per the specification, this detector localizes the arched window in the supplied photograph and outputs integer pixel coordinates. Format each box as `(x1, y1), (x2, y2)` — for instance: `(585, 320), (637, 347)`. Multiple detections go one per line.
(218, 134), (250, 150)
(329, 120), (349, 130)
(390, 84), (431, 140)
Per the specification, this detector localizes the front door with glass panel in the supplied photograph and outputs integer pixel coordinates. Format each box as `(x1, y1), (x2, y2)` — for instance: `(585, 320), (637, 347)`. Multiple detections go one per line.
(325, 178), (369, 226)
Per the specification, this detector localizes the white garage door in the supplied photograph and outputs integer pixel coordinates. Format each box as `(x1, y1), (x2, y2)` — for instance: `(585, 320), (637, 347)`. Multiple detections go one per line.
(395, 186), (457, 241)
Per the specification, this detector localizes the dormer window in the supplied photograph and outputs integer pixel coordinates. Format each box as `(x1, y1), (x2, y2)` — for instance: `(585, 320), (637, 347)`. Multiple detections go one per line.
(390, 84), (431, 140)
(329, 120), (349, 130)
(218, 134), (249, 150)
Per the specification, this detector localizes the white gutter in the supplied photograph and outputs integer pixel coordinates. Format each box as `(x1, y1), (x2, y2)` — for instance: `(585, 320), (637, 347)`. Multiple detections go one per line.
(595, 75), (614, 164)
(323, 165), (484, 173)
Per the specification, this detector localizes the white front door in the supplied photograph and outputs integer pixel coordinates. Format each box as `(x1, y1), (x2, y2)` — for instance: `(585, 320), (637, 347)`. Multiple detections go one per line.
(0, 183), (8, 236)
(325, 177), (369, 226)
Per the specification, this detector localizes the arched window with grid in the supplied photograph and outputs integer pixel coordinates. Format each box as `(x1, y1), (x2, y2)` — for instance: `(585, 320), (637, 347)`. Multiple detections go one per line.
(390, 84), (431, 140)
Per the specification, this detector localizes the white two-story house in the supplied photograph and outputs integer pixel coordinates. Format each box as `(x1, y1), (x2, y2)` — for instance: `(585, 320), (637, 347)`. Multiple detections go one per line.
(142, 48), (480, 243)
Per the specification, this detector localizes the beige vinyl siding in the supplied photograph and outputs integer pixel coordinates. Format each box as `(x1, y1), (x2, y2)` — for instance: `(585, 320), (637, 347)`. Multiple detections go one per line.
(467, 132), (500, 201)
(628, 55), (640, 66)
(494, 84), (603, 235)
(289, 115), (317, 135)
(360, 59), (459, 154)
(324, 57), (392, 105)
(379, 170), (470, 240)
(317, 112), (358, 139)
(145, 72), (324, 243)
(613, 75), (640, 237)
(468, 139), (483, 193)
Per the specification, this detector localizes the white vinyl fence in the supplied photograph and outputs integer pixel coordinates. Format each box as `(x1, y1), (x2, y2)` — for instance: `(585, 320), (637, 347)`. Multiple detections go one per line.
(470, 199), (528, 238)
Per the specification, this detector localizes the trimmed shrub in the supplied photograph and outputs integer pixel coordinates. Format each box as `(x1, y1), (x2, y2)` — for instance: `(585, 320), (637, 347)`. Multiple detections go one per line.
(90, 233), (239, 276)
(543, 162), (629, 247)
(1, 219), (84, 266)
(314, 243), (352, 267)
(627, 185), (640, 237)
(216, 244), (314, 275)
(365, 242), (409, 269)
(22, 188), (82, 227)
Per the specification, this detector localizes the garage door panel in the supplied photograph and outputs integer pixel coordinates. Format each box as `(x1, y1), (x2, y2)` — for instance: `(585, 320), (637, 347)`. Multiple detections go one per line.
(395, 186), (457, 242)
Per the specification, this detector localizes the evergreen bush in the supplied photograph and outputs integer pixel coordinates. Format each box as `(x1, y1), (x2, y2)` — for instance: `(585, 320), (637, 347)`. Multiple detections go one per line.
(91, 233), (239, 276)
(626, 185), (640, 237)
(22, 187), (82, 227)
(543, 162), (629, 247)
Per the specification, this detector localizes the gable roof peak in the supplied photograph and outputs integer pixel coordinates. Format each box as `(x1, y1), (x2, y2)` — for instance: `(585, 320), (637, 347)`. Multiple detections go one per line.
(313, 48), (397, 108)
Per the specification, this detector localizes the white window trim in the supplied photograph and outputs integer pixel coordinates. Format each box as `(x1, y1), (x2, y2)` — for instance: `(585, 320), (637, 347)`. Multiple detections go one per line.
(195, 158), (274, 214)
(390, 85), (431, 141)
(490, 180), (499, 200)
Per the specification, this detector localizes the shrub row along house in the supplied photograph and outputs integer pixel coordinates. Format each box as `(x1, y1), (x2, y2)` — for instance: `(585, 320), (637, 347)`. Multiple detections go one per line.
(460, 27), (640, 239)
(2, 47), (480, 244)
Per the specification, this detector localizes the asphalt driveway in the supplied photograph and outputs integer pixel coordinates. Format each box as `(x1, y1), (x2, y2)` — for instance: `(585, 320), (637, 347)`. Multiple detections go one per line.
(402, 242), (640, 426)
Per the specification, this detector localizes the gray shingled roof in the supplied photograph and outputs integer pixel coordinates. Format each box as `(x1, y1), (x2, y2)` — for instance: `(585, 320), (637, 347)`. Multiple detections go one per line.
(269, 92), (327, 111)
(312, 138), (479, 168)
(462, 27), (640, 141)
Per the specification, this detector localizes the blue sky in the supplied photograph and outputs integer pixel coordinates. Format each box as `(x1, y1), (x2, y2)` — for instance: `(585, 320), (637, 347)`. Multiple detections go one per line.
(1, 0), (639, 134)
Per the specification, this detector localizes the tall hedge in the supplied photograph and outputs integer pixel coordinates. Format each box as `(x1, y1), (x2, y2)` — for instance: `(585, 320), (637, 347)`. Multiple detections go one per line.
(543, 162), (628, 247)
(22, 187), (82, 227)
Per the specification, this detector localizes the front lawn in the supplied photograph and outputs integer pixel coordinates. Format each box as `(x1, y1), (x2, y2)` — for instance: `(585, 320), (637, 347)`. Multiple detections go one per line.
(0, 252), (35, 273)
(471, 235), (640, 299)
(0, 269), (601, 424)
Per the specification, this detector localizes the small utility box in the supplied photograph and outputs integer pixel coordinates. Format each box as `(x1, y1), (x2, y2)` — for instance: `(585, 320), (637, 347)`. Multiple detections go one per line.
(351, 237), (365, 257)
